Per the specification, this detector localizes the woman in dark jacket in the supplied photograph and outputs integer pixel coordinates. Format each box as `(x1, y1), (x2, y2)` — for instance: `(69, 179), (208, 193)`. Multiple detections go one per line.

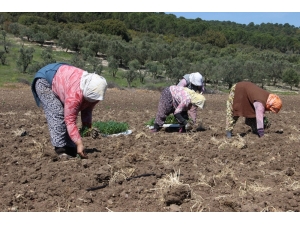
(226, 81), (282, 138)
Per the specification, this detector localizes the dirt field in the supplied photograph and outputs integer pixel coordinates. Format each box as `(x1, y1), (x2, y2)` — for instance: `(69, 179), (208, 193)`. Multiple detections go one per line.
(0, 84), (300, 212)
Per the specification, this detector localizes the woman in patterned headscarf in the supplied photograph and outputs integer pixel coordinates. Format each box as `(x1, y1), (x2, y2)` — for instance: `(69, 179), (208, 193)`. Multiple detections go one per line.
(151, 85), (206, 133)
(31, 63), (107, 159)
(226, 81), (282, 138)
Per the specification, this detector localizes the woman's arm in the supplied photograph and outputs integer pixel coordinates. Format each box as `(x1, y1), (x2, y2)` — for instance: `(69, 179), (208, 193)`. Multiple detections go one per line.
(64, 97), (82, 143)
(253, 101), (265, 137)
(81, 101), (98, 128)
(177, 79), (187, 87)
(188, 104), (197, 124)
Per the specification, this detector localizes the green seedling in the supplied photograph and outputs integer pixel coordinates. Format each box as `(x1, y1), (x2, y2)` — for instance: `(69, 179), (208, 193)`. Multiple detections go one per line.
(79, 126), (90, 137)
(145, 118), (155, 126)
(91, 120), (129, 136)
(264, 116), (271, 129)
(93, 121), (129, 135)
(145, 115), (181, 126)
(80, 121), (129, 137)
(165, 114), (178, 124)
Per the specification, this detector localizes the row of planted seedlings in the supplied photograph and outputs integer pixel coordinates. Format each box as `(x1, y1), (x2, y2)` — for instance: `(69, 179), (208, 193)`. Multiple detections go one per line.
(80, 120), (130, 138)
(80, 114), (184, 139)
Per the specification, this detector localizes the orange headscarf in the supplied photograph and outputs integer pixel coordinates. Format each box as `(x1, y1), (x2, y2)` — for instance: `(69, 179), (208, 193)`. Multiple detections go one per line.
(266, 94), (282, 113)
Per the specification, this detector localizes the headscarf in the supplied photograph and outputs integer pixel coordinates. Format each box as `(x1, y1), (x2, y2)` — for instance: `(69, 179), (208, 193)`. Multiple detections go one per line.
(80, 71), (108, 102)
(189, 72), (203, 86)
(184, 87), (206, 109)
(266, 94), (282, 113)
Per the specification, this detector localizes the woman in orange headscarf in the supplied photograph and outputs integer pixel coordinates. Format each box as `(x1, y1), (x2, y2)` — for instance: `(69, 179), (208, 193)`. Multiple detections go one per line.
(226, 81), (282, 138)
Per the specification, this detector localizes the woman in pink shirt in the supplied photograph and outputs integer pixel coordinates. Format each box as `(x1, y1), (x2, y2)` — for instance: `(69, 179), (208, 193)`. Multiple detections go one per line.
(151, 85), (206, 132)
(32, 63), (107, 159)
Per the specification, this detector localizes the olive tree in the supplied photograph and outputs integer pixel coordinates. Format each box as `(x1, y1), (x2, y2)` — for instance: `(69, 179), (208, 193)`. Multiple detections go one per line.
(107, 56), (119, 78)
(16, 46), (35, 73)
(145, 61), (164, 79)
(128, 59), (146, 84)
(282, 68), (299, 90)
(219, 57), (244, 89)
(122, 69), (138, 88)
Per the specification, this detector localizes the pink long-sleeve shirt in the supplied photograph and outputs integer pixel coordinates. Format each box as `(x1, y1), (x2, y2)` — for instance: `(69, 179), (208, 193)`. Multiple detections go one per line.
(52, 65), (99, 143)
(253, 101), (265, 130)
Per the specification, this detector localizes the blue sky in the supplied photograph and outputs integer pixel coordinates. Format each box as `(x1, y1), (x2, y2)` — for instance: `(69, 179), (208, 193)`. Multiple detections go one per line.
(166, 12), (300, 28)
(5, 0), (299, 28)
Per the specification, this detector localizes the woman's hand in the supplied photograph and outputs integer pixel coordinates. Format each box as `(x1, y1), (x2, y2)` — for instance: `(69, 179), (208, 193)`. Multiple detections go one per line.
(76, 140), (88, 159)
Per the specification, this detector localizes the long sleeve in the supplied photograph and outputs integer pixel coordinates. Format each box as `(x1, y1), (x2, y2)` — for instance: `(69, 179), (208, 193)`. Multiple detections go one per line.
(81, 101), (98, 128)
(177, 79), (187, 87)
(200, 85), (205, 93)
(170, 86), (192, 115)
(52, 65), (90, 143)
(64, 94), (82, 143)
(174, 100), (191, 115)
(188, 105), (197, 124)
(253, 101), (265, 130)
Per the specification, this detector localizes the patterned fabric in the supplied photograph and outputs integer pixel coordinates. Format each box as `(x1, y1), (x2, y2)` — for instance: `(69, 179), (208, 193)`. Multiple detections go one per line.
(226, 84), (238, 131)
(35, 79), (75, 148)
(154, 87), (174, 127)
(177, 78), (204, 123)
(52, 65), (98, 143)
(154, 87), (190, 127)
(169, 85), (195, 120)
(184, 88), (206, 109)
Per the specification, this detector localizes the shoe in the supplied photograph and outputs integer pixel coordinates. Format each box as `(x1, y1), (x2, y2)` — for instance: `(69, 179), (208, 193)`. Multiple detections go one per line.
(58, 153), (74, 161)
(55, 146), (66, 155)
(226, 131), (232, 138)
(55, 146), (77, 157)
(65, 146), (77, 157)
(150, 128), (158, 133)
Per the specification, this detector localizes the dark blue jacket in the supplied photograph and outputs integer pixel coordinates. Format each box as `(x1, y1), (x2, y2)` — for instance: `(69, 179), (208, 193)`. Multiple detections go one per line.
(31, 63), (69, 107)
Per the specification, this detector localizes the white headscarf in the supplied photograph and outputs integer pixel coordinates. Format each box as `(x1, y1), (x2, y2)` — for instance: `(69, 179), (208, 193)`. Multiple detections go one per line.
(80, 71), (108, 102)
(189, 72), (203, 86)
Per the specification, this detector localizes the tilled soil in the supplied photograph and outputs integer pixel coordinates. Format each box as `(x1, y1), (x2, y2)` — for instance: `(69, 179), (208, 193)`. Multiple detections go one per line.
(0, 84), (300, 212)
